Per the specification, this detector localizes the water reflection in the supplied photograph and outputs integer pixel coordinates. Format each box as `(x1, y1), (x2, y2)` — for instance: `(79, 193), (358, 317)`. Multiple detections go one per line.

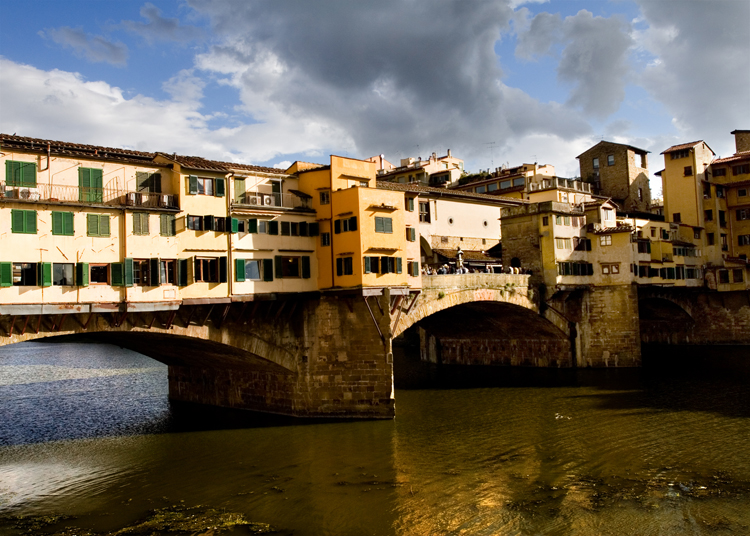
(0, 340), (749, 535)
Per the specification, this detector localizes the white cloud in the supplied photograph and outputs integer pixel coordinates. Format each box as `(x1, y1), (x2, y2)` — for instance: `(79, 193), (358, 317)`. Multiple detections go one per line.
(41, 27), (128, 66)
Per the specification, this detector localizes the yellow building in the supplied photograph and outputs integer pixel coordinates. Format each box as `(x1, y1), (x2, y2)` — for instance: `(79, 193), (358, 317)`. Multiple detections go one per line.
(376, 150), (464, 187)
(452, 163), (557, 199)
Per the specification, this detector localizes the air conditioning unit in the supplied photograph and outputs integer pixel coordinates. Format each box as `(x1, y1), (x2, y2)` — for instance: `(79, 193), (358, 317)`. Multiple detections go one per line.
(19, 189), (31, 199)
(264, 195), (275, 206)
(125, 192), (136, 206)
(249, 196), (259, 205)
(158, 194), (170, 208)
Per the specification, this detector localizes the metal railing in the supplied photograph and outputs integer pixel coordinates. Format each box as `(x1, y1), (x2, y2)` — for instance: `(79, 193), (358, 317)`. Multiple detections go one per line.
(233, 191), (310, 209)
(0, 182), (178, 209)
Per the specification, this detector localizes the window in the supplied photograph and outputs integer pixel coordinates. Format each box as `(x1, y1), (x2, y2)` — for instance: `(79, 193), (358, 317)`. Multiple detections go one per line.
(136, 172), (161, 193)
(334, 216), (357, 233)
(321, 232), (331, 246)
(542, 216), (549, 226)
(90, 264), (109, 284)
(607, 154), (615, 166)
(673, 213), (681, 223)
(419, 202), (431, 223)
(733, 269), (744, 283)
(563, 216), (571, 226)
(406, 197), (415, 211)
(684, 166), (692, 176)
(721, 234), (728, 251)
(476, 185), (486, 194)
(375, 216), (393, 233)
(500, 180), (512, 189)
(406, 227), (417, 241)
(51, 211), (74, 236)
(160, 214), (176, 236)
(78, 168), (103, 202)
(87, 214), (110, 237)
(592, 157), (599, 169)
(487, 183), (498, 192)
(676, 266), (685, 280)
(651, 228), (656, 237)
(708, 232), (715, 245)
(704, 210), (713, 222)
(599, 235), (612, 246)
(638, 188), (643, 201)
(336, 256), (353, 276)
(53, 263), (74, 286)
(732, 164), (750, 176)
(195, 257), (219, 282)
(601, 263), (620, 275)
(133, 259), (150, 285)
(160, 260), (176, 285)
(716, 186), (726, 198)
(407, 261), (419, 277)
(573, 237), (592, 251)
(11, 209), (36, 234)
(603, 209), (614, 221)
(245, 260), (262, 280)
(320, 191), (330, 205)
(694, 229), (701, 239)
(671, 149), (690, 159)
(276, 256), (301, 278)
(739, 188), (748, 197)
(555, 238), (572, 249)
(719, 210), (727, 227)
(188, 175), (224, 196)
(703, 183), (712, 198)
(11, 263), (37, 286)
(5, 160), (36, 187)
(187, 215), (202, 230)
(235, 259), (262, 281)
(281, 221), (291, 236)
(738, 235), (750, 246)
(133, 213), (150, 235)
(719, 270), (730, 284)
(638, 264), (648, 278)
(557, 262), (593, 276)
(737, 209), (749, 221)
(713, 167), (726, 177)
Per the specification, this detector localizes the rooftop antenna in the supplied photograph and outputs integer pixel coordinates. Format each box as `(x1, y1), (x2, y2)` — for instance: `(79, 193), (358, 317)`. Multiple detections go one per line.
(485, 141), (497, 168)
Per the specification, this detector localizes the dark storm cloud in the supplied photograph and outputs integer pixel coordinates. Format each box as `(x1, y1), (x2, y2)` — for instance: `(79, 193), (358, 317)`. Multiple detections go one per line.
(122, 3), (204, 44)
(187, 0), (591, 160)
(637, 0), (750, 150)
(515, 10), (634, 118)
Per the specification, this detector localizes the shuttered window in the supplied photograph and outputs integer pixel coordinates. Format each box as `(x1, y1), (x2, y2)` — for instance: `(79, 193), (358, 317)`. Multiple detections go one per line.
(11, 210), (37, 234)
(133, 213), (150, 235)
(78, 168), (103, 202)
(87, 214), (110, 237)
(5, 161), (37, 187)
(160, 214), (176, 236)
(136, 172), (161, 193)
(375, 217), (393, 233)
(51, 211), (74, 236)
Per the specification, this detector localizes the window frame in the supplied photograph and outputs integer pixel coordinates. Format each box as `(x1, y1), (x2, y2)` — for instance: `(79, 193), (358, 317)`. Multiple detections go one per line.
(52, 263), (75, 286)
(11, 209), (37, 234)
(90, 263), (110, 284)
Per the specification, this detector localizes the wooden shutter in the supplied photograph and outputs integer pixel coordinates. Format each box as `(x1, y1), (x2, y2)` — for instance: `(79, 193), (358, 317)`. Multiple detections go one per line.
(349, 216), (357, 231)
(235, 259), (246, 282)
(6, 161), (19, 186)
(51, 212), (62, 235)
(334, 219), (342, 234)
(0, 263), (11, 287)
(133, 213), (142, 235)
(136, 171), (150, 192)
(397, 257), (402, 274)
(78, 168), (90, 202)
(24, 210), (36, 234)
(375, 217), (384, 233)
(275, 256), (283, 278)
(123, 258), (134, 287)
(408, 197), (414, 211)
(230, 217), (239, 233)
(302, 256), (311, 279)
(299, 222), (308, 236)
(234, 178), (245, 202)
(188, 175), (198, 194)
(385, 218), (392, 233)
(142, 213), (150, 234)
(364, 256), (371, 274)
(177, 259), (188, 286)
(160, 214), (168, 236)
(263, 259), (274, 281)
(99, 215), (110, 237)
(11, 210), (24, 233)
(76, 263), (89, 286)
(309, 222), (319, 236)
(281, 221), (290, 235)
(336, 258), (343, 276)
(219, 257), (228, 283)
(215, 178), (225, 197)
(150, 258), (161, 285)
(91, 169), (103, 202)
(87, 214), (99, 236)
(63, 212), (74, 235)
(268, 220), (279, 235)
(248, 218), (258, 233)
(371, 257), (380, 274)
(111, 263), (124, 286)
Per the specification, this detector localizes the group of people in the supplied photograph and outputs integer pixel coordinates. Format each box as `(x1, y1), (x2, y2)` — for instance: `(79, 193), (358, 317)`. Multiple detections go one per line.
(421, 264), (532, 275)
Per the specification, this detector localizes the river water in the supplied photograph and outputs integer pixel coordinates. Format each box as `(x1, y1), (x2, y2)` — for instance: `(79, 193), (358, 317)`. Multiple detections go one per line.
(1, 341), (750, 535)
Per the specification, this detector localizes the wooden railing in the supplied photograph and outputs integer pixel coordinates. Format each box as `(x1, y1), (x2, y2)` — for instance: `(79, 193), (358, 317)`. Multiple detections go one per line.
(0, 182), (178, 209)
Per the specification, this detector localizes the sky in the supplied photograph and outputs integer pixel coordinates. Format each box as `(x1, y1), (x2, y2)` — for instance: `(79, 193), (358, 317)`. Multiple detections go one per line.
(1, 0), (748, 197)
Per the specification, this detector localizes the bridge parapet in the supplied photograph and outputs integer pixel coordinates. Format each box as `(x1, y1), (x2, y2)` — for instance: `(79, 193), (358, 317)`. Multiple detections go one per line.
(422, 273), (530, 290)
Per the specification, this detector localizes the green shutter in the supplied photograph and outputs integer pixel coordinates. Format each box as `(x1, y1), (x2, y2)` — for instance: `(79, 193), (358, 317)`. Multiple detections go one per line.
(349, 216), (357, 231)
(91, 169), (103, 202)
(177, 259), (189, 286)
(234, 178), (245, 202)
(263, 259), (274, 281)
(6, 161), (18, 186)
(364, 256), (371, 274)
(79, 168), (90, 202)
(188, 175), (198, 195)
(76, 263), (89, 286)
(160, 214), (168, 236)
(87, 214), (99, 236)
(136, 172), (150, 192)
(219, 257), (228, 283)
(151, 258), (161, 285)
(111, 263), (124, 286)
(235, 259), (246, 282)
(123, 258), (134, 287)
(11, 210), (24, 233)
(215, 178), (225, 197)
(375, 217), (384, 233)
(397, 257), (402, 274)
(152, 173), (161, 193)
(302, 256), (311, 279)
(231, 217), (239, 233)
(309, 222), (319, 236)
(268, 220), (279, 235)
(0, 263), (11, 287)
(133, 213), (142, 235)
(408, 197), (414, 211)
(275, 255), (283, 278)
(52, 212), (63, 235)
(101, 215), (110, 237)
(385, 218), (393, 233)
(248, 218), (258, 233)
(25, 210), (36, 234)
(64, 212), (74, 235)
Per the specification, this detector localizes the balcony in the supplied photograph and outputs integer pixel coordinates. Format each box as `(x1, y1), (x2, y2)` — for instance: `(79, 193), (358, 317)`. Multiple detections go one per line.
(0, 182), (179, 210)
(232, 191), (311, 210)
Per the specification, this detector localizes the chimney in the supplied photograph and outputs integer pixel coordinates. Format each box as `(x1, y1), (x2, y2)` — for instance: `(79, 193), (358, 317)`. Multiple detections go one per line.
(432, 152), (437, 161)
(447, 149), (452, 157)
(731, 130), (750, 154)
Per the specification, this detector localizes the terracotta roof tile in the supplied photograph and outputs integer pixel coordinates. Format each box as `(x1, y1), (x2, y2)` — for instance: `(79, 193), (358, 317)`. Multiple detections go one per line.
(0, 133), (160, 165)
(375, 180), (526, 205)
(158, 153), (229, 172)
(214, 160), (287, 175)
(661, 141), (704, 154)
(711, 151), (750, 165)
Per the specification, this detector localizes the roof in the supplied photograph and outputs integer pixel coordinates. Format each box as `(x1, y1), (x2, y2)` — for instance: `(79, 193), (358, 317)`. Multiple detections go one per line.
(576, 140), (649, 159)
(376, 180), (526, 206)
(730, 130), (750, 135)
(432, 249), (500, 262)
(156, 153), (230, 172)
(296, 165), (331, 174)
(711, 151), (750, 165)
(0, 133), (160, 166)
(660, 140), (715, 155)
(216, 160), (287, 175)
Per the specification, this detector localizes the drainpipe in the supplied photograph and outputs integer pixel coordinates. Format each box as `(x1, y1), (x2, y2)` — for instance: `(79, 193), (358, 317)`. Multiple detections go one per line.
(330, 178), (335, 289)
(40, 142), (51, 172)
(226, 172), (234, 299)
